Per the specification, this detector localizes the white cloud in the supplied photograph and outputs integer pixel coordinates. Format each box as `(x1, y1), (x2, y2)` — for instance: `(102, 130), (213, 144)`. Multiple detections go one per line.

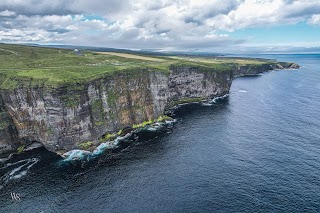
(0, 28), (58, 42)
(0, 0), (320, 51)
(206, 0), (320, 31)
(308, 14), (320, 25)
(0, 10), (15, 17)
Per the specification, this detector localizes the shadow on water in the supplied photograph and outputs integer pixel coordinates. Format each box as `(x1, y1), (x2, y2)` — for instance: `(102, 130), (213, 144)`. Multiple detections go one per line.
(173, 96), (229, 118)
(0, 97), (229, 195)
(0, 122), (165, 193)
(0, 96), (231, 213)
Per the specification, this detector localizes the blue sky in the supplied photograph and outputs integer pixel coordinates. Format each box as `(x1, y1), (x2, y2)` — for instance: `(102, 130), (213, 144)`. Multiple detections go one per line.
(230, 22), (320, 49)
(232, 23), (319, 44)
(0, 0), (320, 53)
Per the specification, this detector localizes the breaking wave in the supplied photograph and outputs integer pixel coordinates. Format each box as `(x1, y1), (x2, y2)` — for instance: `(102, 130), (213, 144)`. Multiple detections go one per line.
(201, 94), (229, 106)
(0, 158), (39, 190)
(60, 120), (176, 164)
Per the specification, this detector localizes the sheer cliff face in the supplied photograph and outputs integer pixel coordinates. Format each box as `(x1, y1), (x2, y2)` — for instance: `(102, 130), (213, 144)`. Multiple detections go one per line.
(0, 66), (233, 155)
(0, 96), (18, 154)
(169, 66), (231, 102)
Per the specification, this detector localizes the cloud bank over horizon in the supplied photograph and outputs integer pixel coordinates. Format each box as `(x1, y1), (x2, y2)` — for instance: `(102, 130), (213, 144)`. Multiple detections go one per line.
(0, 0), (319, 53)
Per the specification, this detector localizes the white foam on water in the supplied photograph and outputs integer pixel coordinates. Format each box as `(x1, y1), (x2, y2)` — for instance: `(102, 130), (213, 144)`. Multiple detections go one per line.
(238, 90), (248, 93)
(0, 159), (30, 170)
(0, 153), (14, 164)
(93, 143), (108, 155)
(92, 141), (115, 157)
(61, 135), (130, 162)
(147, 123), (162, 131)
(0, 158), (39, 188)
(62, 150), (91, 162)
(208, 94), (229, 104)
(12, 170), (27, 179)
(61, 136), (125, 163)
(165, 120), (176, 125)
(60, 120), (176, 163)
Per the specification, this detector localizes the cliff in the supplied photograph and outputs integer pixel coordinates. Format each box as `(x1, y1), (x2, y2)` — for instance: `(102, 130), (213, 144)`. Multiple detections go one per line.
(0, 65), (232, 156)
(0, 44), (299, 157)
(233, 62), (299, 77)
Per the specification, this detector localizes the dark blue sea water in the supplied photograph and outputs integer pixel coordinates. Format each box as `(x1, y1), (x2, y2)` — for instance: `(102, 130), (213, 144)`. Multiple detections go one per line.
(1, 54), (320, 213)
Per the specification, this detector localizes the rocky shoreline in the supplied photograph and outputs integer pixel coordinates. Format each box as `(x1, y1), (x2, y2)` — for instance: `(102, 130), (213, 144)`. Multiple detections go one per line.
(0, 62), (299, 159)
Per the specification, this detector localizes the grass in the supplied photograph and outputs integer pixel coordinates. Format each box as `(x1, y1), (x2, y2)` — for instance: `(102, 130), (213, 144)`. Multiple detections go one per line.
(132, 120), (154, 129)
(168, 56), (271, 65)
(117, 129), (123, 136)
(17, 145), (25, 154)
(100, 133), (117, 142)
(132, 116), (173, 129)
(0, 43), (279, 90)
(78, 141), (94, 150)
(157, 115), (174, 122)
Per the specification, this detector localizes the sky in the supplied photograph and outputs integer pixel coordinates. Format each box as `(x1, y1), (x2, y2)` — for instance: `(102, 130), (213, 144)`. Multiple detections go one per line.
(0, 0), (320, 53)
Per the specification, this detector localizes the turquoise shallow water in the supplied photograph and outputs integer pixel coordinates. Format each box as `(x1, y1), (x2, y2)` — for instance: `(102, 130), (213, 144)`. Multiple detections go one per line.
(1, 54), (320, 212)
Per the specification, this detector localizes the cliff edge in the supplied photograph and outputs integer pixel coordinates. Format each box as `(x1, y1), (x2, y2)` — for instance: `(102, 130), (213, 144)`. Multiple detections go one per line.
(0, 44), (299, 157)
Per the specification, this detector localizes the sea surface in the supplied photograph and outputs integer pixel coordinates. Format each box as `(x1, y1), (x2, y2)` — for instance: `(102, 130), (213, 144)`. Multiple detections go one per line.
(1, 54), (320, 213)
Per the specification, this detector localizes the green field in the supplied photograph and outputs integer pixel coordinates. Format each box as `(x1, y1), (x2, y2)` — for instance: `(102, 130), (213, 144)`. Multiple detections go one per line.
(0, 43), (275, 90)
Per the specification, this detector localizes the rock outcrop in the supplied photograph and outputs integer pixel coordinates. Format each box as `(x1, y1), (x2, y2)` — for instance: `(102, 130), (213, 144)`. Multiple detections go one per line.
(0, 62), (298, 157)
(233, 62), (299, 77)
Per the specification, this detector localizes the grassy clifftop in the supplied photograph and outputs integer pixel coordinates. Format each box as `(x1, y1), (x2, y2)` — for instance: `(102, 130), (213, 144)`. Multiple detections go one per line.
(0, 43), (283, 90)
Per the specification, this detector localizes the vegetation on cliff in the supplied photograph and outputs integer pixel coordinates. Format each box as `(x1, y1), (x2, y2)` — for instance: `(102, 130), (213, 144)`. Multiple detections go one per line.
(0, 43), (295, 90)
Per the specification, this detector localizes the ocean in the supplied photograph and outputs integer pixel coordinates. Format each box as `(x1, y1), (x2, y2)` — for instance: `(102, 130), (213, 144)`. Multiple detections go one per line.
(1, 54), (320, 212)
